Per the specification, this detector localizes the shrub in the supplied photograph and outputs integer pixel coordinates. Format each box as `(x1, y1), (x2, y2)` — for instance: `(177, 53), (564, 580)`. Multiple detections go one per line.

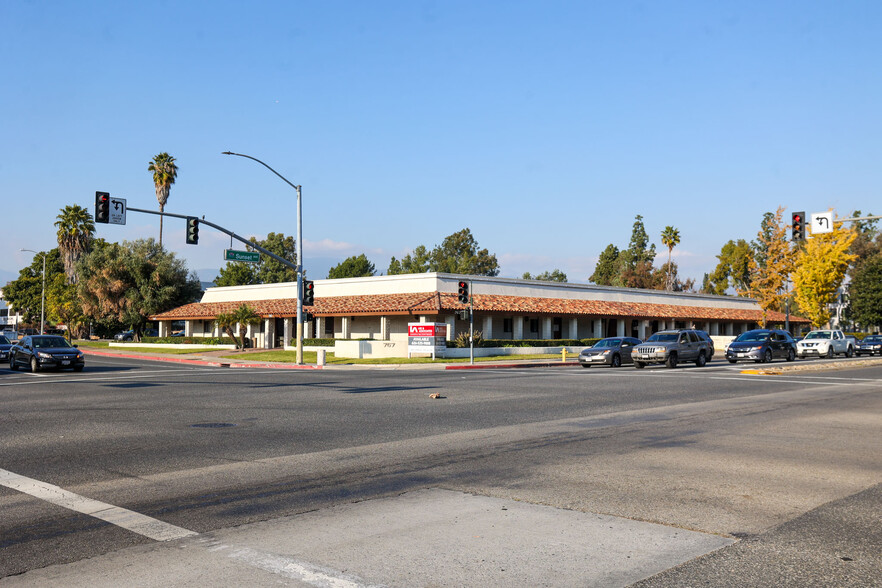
(142, 336), (239, 345)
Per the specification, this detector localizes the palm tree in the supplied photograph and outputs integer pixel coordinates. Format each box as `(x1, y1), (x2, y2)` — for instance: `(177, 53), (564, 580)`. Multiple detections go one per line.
(215, 304), (261, 350)
(660, 226), (681, 291)
(54, 204), (95, 284)
(148, 152), (179, 246)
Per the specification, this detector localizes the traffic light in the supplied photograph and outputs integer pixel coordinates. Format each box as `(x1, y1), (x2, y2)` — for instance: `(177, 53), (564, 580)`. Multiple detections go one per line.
(186, 217), (199, 245)
(95, 191), (110, 223)
(302, 279), (315, 306)
(457, 280), (469, 304)
(791, 211), (806, 241)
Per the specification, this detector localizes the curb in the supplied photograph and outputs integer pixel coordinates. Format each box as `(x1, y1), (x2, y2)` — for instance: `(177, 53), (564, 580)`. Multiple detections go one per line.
(446, 361), (580, 370)
(81, 349), (323, 370)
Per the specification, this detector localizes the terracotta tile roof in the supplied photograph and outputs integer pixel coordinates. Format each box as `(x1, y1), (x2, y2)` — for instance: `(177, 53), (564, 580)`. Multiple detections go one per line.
(153, 292), (809, 324)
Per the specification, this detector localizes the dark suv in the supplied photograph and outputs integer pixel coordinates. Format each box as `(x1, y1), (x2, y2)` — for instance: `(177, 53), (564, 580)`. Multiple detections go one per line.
(632, 329), (713, 369)
(725, 329), (797, 364)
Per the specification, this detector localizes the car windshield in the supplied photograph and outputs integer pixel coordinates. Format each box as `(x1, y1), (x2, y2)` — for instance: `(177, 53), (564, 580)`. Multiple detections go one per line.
(594, 339), (621, 348)
(805, 331), (832, 339)
(735, 331), (769, 342)
(646, 333), (678, 342)
(32, 336), (70, 348)
(0, 335), (9, 344)
(864, 336), (882, 343)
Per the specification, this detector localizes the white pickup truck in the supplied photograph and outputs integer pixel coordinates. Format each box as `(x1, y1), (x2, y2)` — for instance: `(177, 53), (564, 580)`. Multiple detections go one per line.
(795, 329), (854, 359)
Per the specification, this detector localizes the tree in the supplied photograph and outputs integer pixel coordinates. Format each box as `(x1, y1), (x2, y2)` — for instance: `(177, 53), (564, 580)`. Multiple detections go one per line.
(46, 275), (88, 339)
(743, 207), (796, 326)
(214, 232), (297, 286)
(4, 249), (64, 327)
(849, 253), (882, 329)
(846, 210), (881, 280)
(660, 226), (681, 291)
(215, 303), (261, 350)
(705, 239), (753, 295)
(54, 204), (95, 284)
(590, 244), (620, 285)
(792, 224), (857, 328)
(148, 152), (178, 247)
(387, 229), (499, 276)
(328, 254), (376, 279)
(615, 215), (657, 288)
(78, 238), (201, 340)
(522, 269), (567, 282)
(652, 262), (694, 292)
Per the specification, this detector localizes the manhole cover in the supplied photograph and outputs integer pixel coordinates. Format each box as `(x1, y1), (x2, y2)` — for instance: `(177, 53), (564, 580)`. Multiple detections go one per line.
(190, 422), (237, 428)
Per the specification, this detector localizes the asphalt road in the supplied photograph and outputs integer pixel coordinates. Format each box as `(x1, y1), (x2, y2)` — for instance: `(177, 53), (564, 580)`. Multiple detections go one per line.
(1, 355), (880, 586)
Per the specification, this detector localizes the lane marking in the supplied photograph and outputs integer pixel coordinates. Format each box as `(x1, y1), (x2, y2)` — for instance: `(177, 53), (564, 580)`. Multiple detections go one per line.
(0, 468), (197, 541)
(221, 544), (375, 587)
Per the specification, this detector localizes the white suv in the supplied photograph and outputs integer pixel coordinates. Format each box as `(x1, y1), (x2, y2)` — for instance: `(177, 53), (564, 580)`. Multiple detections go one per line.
(796, 330), (854, 359)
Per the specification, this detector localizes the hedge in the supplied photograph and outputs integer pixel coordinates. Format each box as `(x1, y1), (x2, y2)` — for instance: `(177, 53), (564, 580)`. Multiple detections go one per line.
(142, 336), (241, 346)
(451, 338), (600, 348)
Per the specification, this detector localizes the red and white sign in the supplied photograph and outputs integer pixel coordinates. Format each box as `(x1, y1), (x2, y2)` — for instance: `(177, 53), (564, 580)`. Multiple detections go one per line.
(407, 322), (448, 358)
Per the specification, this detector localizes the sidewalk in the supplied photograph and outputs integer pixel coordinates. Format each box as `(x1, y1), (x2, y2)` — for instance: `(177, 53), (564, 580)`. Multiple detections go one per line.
(81, 346), (582, 371)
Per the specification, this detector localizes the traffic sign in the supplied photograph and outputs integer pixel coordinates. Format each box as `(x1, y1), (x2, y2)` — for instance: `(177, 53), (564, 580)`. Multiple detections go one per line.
(224, 249), (261, 263)
(109, 197), (126, 225)
(811, 211), (833, 234)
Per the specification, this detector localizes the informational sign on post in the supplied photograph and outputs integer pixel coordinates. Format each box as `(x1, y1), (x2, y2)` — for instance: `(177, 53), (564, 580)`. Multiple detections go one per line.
(407, 323), (447, 359)
(109, 197), (126, 225)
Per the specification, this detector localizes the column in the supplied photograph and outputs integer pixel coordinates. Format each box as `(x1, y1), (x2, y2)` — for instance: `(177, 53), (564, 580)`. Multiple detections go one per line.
(246, 323), (255, 348)
(569, 318), (579, 340)
(380, 316), (389, 340)
(482, 315), (493, 339)
(616, 319), (625, 337)
(341, 316), (352, 339)
(513, 316), (524, 340)
(303, 319), (313, 339)
(444, 314), (455, 341)
(263, 318), (273, 349)
(158, 321), (169, 337)
(593, 318), (603, 338)
(284, 318), (292, 348)
(541, 317), (552, 339)
(638, 320), (648, 340)
(184, 320), (193, 337)
(725, 322), (734, 336)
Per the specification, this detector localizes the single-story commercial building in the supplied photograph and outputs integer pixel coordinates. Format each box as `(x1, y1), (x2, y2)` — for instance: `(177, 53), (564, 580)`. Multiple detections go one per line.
(151, 273), (808, 352)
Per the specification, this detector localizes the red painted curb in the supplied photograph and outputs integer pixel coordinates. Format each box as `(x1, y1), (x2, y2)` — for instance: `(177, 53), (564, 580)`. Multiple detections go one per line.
(81, 349), (323, 369)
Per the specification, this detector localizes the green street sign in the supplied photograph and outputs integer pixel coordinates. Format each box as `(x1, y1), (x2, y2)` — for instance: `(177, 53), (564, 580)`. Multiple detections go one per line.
(224, 249), (261, 264)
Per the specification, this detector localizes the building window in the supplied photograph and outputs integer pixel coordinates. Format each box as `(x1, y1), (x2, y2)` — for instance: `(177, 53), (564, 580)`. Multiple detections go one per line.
(324, 317), (335, 336)
(503, 318), (513, 333)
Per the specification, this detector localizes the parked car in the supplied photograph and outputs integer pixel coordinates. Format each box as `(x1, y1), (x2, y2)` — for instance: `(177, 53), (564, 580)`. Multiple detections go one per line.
(578, 337), (642, 368)
(9, 335), (85, 372)
(795, 329), (853, 359)
(115, 330), (135, 341)
(632, 329), (712, 369)
(857, 335), (882, 356)
(0, 334), (12, 363)
(725, 329), (797, 364)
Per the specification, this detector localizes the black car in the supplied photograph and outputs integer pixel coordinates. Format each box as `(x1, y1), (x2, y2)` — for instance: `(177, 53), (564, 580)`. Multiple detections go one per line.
(578, 337), (642, 368)
(857, 335), (882, 356)
(725, 329), (796, 364)
(9, 335), (85, 372)
(0, 335), (12, 363)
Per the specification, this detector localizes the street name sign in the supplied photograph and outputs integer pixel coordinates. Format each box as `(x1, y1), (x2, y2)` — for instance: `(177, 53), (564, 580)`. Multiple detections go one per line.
(109, 197), (126, 225)
(224, 249), (261, 263)
(811, 211), (834, 234)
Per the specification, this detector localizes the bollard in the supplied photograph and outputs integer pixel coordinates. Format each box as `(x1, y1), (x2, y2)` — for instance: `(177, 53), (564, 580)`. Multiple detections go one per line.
(562, 348), (567, 362)
(317, 349), (326, 366)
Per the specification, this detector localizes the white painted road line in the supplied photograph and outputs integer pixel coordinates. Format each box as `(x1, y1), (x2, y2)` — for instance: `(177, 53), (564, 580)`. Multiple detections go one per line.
(0, 468), (197, 542)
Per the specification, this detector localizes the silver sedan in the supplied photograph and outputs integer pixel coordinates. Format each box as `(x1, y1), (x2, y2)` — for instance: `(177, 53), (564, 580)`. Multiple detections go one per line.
(578, 337), (642, 368)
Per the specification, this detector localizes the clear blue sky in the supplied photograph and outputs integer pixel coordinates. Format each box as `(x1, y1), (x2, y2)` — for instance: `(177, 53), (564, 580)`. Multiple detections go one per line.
(2, 1), (880, 285)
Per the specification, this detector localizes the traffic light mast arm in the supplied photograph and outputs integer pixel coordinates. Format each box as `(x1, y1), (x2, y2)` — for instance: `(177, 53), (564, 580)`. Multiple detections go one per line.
(125, 207), (298, 273)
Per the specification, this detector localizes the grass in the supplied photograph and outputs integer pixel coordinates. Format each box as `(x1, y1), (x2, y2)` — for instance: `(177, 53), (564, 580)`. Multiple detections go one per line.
(76, 340), (221, 355)
(217, 350), (569, 364)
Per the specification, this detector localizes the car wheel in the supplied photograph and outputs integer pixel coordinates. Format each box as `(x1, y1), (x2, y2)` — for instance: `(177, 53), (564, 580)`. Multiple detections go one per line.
(763, 349), (773, 364)
(634, 361), (645, 369)
(826, 347), (834, 359)
(9, 355), (18, 371)
(611, 354), (621, 368)
(727, 359), (737, 364)
(695, 351), (707, 367)
(580, 364), (591, 369)
(846, 346), (854, 358)
(665, 352), (678, 369)
(786, 348), (796, 362)
(30, 357), (39, 373)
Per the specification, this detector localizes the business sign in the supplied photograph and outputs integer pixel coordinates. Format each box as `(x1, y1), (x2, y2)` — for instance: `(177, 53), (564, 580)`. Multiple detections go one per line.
(224, 249), (261, 263)
(109, 197), (126, 225)
(407, 323), (448, 359)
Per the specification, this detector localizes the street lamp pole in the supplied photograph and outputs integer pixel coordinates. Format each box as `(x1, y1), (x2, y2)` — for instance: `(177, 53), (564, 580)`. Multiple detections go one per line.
(20, 249), (46, 335)
(222, 152), (304, 365)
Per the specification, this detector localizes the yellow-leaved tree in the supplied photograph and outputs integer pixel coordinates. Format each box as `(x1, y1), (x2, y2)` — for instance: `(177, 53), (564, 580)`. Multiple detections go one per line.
(742, 207), (796, 327)
(792, 222), (857, 328)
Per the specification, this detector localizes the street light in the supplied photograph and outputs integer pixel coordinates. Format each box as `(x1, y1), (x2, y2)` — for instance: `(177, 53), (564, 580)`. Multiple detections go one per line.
(222, 151), (305, 365)
(20, 249), (46, 335)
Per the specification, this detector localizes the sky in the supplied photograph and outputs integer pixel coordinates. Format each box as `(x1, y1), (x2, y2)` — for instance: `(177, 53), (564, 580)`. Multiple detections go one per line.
(2, 1), (880, 287)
